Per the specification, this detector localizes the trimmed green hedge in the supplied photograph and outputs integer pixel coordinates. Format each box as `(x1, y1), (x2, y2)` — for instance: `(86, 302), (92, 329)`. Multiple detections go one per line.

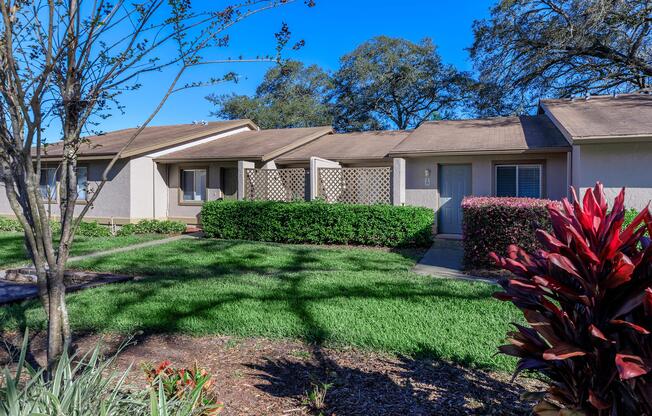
(0, 217), (111, 237)
(117, 219), (186, 236)
(201, 200), (434, 247)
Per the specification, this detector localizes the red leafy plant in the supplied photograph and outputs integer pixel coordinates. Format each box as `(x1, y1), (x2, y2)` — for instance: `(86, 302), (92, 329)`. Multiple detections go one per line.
(142, 360), (224, 415)
(491, 183), (652, 415)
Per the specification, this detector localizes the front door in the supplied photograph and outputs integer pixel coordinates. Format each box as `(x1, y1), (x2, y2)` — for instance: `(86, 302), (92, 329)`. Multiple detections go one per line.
(438, 164), (472, 234)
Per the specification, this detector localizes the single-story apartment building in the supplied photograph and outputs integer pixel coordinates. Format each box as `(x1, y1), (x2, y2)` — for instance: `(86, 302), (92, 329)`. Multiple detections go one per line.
(1, 93), (651, 235)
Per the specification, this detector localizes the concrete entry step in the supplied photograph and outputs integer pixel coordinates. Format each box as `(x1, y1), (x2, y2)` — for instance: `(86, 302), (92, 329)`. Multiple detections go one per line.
(430, 237), (463, 250)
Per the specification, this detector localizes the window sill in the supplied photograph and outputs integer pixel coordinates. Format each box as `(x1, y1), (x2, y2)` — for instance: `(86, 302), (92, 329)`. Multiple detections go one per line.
(178, 200), (205, 206)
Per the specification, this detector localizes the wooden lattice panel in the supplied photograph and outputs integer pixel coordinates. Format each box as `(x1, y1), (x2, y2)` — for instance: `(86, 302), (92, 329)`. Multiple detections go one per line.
(318, 167), (391, 204)
(245, 168), (307, 202)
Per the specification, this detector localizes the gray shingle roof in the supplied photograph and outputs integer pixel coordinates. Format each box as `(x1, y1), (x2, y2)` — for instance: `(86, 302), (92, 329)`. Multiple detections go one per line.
(277, 130), (409, 163)
(390, 115), (569, 156)
(40, 120), (256, 159)
(540, 93), (652, 141)
(154, 126), (333, 162)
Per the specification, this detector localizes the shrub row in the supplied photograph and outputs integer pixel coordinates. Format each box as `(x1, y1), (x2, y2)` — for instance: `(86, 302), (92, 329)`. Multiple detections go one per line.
(201, 200), (434, 247)
(117, 219), (186, 236)
(1, 217), (111, 237)
(1, 217), (186, 237)
(0, 216), (23, 232)
(462, 196), (557, 269)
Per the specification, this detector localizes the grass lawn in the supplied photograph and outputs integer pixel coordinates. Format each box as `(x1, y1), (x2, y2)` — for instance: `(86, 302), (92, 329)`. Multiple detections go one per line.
(0, 239), (521, 371)
(0, 232), (167, 268)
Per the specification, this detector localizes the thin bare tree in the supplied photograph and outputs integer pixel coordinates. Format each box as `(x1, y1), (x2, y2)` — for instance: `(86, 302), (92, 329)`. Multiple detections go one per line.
(0, 0), (311, 370)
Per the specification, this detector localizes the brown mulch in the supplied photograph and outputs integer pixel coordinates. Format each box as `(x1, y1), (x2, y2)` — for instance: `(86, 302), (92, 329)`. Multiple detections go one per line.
(0, 332), (543, 415)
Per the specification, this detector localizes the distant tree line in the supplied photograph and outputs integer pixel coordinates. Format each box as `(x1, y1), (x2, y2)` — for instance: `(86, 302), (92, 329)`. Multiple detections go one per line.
(209, 1), (652, 131)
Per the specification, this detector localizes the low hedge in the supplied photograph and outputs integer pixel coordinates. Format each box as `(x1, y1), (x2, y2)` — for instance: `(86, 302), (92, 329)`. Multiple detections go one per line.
(0, 217), (23, 232)
(1, 217), (111, 237)
(117, 219), (186, 236)
(201, 200), (434, 247)
(462, 196), (557, 269)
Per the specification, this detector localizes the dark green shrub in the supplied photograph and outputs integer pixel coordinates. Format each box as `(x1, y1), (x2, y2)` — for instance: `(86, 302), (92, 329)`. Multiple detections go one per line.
(462, 196), (558, 269)
(117, 219), (186, 236)
(116, 223), (137, 236)
(76, 220), (112, 237)
(200, 200), (433, 247)
(0, 217), (22, 232)
(0, 217), (111, 237)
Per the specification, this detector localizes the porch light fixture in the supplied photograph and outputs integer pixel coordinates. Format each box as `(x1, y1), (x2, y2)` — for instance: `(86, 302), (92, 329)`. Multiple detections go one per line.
(424, 168), (431, 186)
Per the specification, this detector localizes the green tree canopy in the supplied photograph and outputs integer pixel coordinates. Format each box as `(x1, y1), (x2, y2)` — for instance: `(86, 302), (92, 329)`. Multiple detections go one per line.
(330, 36), (467, 131)
(208, 61), (333, 129)
(470, 0), (652, 113)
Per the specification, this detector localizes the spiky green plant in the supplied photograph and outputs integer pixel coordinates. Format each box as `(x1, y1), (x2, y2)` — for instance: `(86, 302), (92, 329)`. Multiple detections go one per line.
(0, 331), (219, 415)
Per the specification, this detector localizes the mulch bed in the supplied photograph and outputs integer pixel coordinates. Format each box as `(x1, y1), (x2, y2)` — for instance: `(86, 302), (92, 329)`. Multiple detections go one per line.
(0, 332), (543, 415)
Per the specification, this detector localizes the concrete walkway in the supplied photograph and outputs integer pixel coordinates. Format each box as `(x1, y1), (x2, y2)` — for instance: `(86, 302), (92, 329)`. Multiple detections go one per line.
(0, 232), (201, 304)
(413, 239), (494, 283)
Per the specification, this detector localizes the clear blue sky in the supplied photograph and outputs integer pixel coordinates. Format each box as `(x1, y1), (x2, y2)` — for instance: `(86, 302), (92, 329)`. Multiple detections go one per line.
(84, 0), (495, 136)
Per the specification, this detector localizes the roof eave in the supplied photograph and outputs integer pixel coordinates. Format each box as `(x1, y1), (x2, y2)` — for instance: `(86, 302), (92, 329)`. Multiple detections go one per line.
(120, 120), (258, 159)
(154, 155), (264, 163)
(572, 134), (652, 144)
(277, 155), (391, 164)
(388, 147), (571, 158)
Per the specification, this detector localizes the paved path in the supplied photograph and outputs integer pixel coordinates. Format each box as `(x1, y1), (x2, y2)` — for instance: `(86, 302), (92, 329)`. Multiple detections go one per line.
(413, 239), (494, 283)
(0, 232), (201, 305)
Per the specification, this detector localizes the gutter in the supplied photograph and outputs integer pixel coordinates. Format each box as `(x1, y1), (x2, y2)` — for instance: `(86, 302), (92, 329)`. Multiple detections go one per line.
(387, 147), (571, 158)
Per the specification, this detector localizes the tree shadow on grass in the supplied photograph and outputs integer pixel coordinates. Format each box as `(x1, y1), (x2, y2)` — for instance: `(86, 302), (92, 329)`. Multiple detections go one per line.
(1, 240), (503, 378)
(245, 248), (534, 415)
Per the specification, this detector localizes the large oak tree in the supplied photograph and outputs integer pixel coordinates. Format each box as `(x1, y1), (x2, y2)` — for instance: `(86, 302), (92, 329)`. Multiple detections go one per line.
(208, 60), (333, 128)
(470, 0), (652, 112)
(331, 36), (467, 131)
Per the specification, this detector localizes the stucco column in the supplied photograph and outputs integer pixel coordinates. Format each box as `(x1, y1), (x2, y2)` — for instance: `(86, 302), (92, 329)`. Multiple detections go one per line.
(571, 145), (581, 200)
(392, 158), (406, 206)
(237, 160), (255, 201)
(309, 157), (340, 200)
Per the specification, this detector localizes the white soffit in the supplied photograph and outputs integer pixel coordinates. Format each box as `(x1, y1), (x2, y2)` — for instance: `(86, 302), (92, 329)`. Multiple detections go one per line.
(146, 126), (252, 158)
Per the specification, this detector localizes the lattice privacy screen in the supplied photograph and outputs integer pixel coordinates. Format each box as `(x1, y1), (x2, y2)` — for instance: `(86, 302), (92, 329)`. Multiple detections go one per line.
(245, 168), (307, 202)
(317, 167), (391, 204)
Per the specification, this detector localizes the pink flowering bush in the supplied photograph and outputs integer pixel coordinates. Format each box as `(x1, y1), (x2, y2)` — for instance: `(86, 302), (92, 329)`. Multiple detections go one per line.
(462, 196), (560, 269)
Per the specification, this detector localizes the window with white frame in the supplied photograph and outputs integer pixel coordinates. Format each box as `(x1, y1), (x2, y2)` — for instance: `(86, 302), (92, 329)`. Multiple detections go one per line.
(76, 166), (88, 200)
(39, 168), (57, 201)
(181, 169), (207, 202)
(495, 164), (542, 198)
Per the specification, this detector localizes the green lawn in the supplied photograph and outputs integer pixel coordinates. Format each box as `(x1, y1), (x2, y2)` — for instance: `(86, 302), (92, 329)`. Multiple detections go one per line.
(0, 239), (521, 371)
(0, 232), (166, 268)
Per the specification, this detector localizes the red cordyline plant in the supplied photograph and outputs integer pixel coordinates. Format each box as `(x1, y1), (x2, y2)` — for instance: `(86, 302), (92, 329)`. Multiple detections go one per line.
(491, 183), (652, 415)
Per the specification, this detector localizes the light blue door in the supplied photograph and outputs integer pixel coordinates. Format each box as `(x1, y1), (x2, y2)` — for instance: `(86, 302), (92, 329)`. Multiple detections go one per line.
(438, 165), (472, 234)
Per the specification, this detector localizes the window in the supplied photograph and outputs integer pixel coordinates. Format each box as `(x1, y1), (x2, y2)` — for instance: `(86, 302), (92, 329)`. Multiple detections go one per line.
(181, 169), (207, 202)
(77, 166), (88, 200)
(39, 168), (57, 201)
(495, 164), (542, 198)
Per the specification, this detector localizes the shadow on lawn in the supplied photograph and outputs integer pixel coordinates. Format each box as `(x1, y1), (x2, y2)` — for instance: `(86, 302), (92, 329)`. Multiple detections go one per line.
(0, 240), (532, 414)
(0, 233), (29, 268)
(2, 239), (492, 342)
(243, 246), (532, 415)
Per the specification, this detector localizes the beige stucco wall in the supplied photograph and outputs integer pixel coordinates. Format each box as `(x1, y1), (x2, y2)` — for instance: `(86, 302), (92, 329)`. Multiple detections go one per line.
(0, 159), (132, 222)
(404, 152), (569, 232)
(575, 142), (652, 210)
(166, 162), (237, 223)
